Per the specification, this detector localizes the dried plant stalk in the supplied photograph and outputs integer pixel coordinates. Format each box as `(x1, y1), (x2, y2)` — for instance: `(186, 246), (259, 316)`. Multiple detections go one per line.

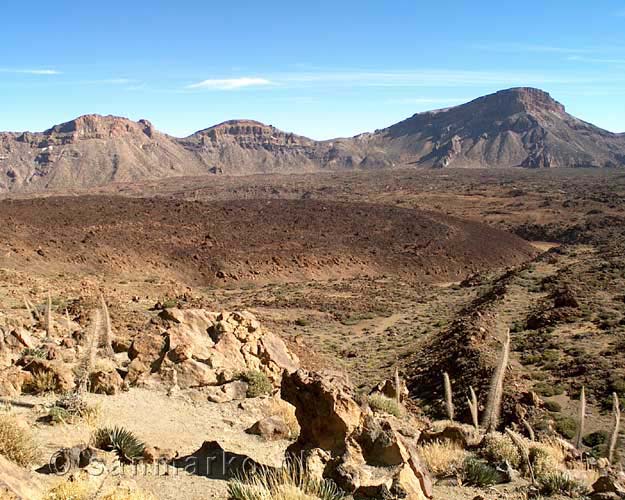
(443, 372), (454, 421)
(45, 292), (53, 337)
(484, 328), (511, 433)
(76, 309), (102, 394)
(608, 392), (621, 464)
(467, 386), (479, 429)
(506, 428), (535, 485)
(100, 294), (115, 358)
(394, 365), (401, 406)
(575, 386), (586, 450)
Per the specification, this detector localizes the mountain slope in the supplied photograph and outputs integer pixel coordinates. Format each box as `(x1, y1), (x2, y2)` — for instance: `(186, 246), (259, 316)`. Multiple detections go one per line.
(1, 88), (624, 193)
(0, 115), (210, 192)
(365, 87), (625, 168)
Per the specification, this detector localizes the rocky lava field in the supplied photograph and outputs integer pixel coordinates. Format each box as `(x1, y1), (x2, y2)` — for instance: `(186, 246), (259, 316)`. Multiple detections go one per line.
(1, 167), (625, 500)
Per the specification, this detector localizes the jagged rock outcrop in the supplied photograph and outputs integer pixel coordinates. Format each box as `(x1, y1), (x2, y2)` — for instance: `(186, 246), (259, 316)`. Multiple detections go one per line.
(128, 309), (300, 393)
(281, 369), (433, 499)
(1, 88), (624, 193)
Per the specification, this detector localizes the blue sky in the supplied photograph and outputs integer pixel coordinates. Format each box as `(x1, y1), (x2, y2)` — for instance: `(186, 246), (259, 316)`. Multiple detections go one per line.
(1, 1), (624, 139)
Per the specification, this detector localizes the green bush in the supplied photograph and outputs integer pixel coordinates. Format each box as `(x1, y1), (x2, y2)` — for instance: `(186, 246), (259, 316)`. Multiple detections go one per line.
(554, 415), (577, 440)
(462, 457), (500, 487)
(368, 394), (403, 418)
(92, 426), (144, 463)
(538, 471), (588, 497)
(543, 400), (562, 413)
(21, 347), (46, 359)
(534, 382), (565, 397)
(582, 430), (608, 448)
(238, 370), (273, 398)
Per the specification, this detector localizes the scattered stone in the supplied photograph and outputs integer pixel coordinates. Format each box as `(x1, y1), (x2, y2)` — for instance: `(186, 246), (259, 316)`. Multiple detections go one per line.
(370, 378), (409, 403)
(246, 416), (291, 440)
(205, 380), (248, 403)
(89, 369), (123, 395)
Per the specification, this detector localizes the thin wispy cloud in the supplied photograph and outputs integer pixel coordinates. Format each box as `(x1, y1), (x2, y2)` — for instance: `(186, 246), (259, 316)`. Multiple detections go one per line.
(187, 77), (272, 90)
(0, 68), (61, 75)
(74, 78), (136, 85)
(567, 55), (625, 65)
(616, 8), (625, 16)
(183, 68), (613, 93)
(473, 42), (596, 55)
(277, 69), (600, 87)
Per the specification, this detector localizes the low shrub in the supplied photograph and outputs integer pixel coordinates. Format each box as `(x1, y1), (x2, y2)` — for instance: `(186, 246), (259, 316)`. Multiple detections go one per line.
(0, 413), (39, 467)
(228, 459), (346, 500)
(92, 426), (145, 463)
(554, 415), (577, 440)
(25, 370), (58, 395)
(417, 440), (467, 478)
(238, 370), (273, 398)
(543, 400), (562, 412)
(48, 394), (101, 427)
(538, 471), (588, 497)
(528, 444), (561, 479)
(20, 347), (46, 359)
(462, 457), (500, 487)
(480, 433), (521, 469)
(582, 430), (608, 448)
(101, 488), (158, 500)
(368, 394), (403, 418)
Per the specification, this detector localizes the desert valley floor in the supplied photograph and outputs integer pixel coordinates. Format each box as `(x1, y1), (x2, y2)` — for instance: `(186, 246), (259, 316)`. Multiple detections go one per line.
(1, 167), (625, 499)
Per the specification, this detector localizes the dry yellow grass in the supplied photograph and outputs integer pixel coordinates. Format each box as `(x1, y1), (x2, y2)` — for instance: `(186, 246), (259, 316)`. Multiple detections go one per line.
(0, 413), (39, 467)
(528, 439), (566, 478)
(101, 487), (158, 500)
(416, 440), (468, 478)
(44, 480), (93, 500)
(228, 460), (346, 500)
(26, 370), (58, 395)
(481, 432), (522, 469)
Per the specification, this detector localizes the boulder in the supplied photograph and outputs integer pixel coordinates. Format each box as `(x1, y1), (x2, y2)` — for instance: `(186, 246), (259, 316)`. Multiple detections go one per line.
(128, 332), (166, 361)
(246, 416), (291, 440)
(282, 369), (362, 453)
(89, 369), (124, 395)
(0, 455), (45, 500)
(205, 380), (248, 403)
(370, 378), (409, 403)
(591, 475), (625, 499)
(282, 369), (432, 500)
(0, 366), (32, 397)
(22, 358), (75, 392)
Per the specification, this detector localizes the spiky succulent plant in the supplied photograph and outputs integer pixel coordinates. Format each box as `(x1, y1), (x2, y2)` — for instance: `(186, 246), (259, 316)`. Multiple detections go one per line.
(92, 426), (144, 462)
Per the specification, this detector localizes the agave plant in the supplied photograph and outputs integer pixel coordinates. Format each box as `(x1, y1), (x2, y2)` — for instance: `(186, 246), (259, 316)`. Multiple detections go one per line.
(92, 426), (145, 463)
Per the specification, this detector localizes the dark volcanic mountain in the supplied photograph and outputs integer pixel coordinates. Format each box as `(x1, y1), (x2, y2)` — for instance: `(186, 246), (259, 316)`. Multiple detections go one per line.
(1, 88), (624, 192)
(365, 87), (625, 169)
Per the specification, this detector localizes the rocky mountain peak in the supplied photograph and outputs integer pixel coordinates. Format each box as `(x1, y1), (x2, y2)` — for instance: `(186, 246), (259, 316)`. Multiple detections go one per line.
(472, 87), (566, 116)
(45, 114), (143, 138)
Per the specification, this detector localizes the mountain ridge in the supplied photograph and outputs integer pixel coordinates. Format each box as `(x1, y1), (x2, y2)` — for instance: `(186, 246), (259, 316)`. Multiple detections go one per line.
(1, 87), (624, 192)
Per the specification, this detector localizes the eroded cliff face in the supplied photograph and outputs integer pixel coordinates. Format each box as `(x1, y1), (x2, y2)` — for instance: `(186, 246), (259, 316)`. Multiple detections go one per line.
(1, 88), (624, 193)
